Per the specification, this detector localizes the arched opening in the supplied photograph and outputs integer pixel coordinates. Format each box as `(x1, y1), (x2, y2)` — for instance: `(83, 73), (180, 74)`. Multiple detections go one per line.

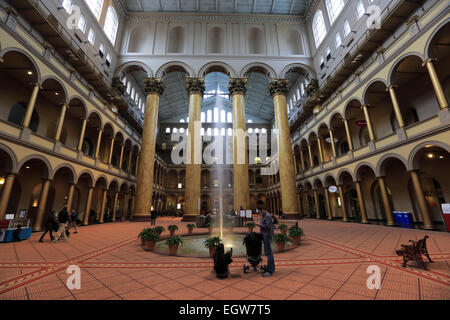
(345, 99), (370, 148)
(38, 78), (67, 140)
(64, 98), (86, 149)
(208, 27), (225, 54)
(84, 113), (102, 157)
(355, 165), (378, 223)
(247, 27), (265, 54)
(285, 29), (303, 55)
(329, 113), (349, 157)
(168, 26), (186, 53)
(99, 123), (114, 163)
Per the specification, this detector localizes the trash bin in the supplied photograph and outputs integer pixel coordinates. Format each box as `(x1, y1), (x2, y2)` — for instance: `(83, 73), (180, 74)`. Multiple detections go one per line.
(393, 211), (401, 225)
(397, 212), (413, 228)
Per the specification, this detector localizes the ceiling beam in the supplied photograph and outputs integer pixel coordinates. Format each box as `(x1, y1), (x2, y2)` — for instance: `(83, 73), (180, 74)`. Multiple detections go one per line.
(289, 0), (297, 14)
(136, 0), (143, 11)
(196, 0), (200, 12)
(216, 0), (219, 13)
(233, 0), (238, 13)
(270, 0), (276, 14)
(252, 0), (257, 14)
(158, 0), (163, 12)
(177, 0), (181, 11)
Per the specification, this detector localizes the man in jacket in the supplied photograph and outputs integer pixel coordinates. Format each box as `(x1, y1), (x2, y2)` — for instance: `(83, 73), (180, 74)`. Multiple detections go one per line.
(256, 207), (275, 277)
(39, 211), (57, 242)
(54, 207), (69, 242)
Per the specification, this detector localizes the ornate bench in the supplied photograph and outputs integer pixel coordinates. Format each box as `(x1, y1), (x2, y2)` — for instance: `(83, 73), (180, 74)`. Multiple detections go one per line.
(395, 235), (433, 270)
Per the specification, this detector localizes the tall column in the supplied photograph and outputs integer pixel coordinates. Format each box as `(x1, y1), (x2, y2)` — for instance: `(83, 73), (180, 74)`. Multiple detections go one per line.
(387, 85), (405, 128)
(343, 118), (354, 151)
(355, 181), (368, 223)
(338, 185), (348, 222)
(112, 192), (119, 222)
(33, 179), (51, 231)
(317, 139), (324, 163)
(55, 103), (68, 142)
(378, 177), (395, 226)
(299, 149), (306, 172)
(313, 189), (320, 218)
(422, 58), (448, 110)
(77, 118), (87, 152)
(184, 78), (205, 221)
(122, 193), (129, 220)
(133, 78), (165, 221)
(118, 143), (125, 169)
(324, 188), (333, 220)
(23, 83), (40, 128)
(95, 129), (103, 159)
(127, 149), (133, 173)
(99, 189), (108, 223)
(66, 184), (75, 213)
(303, 191), (310, 217)
(268, 79), (299, 217)
(108, 137), (115, 164)
(0, 174), (15, 220)
(409, 170), (433, 230)
(229, 78), (250, 211)
(307, 144), (314, 168)
(329, 130), (337, 158)
(362, 105), (375, 141)
(83, 187), (94, 225)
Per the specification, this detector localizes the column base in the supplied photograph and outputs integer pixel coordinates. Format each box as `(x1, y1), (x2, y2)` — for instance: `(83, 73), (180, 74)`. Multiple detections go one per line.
(368, 141), (376, 152)
(347, 151), (354, 161)
(20, 127), (31, 141)
(422, 224), (434, 230)
(182, 215), (198, 222)
(53, 141), (62, 153)
(385, 221), (396, 226)
(327, 217), (333, 220)
(438, 107), (450, 125)
(361, 220), (369, 224)
(396, 127), (407, 141)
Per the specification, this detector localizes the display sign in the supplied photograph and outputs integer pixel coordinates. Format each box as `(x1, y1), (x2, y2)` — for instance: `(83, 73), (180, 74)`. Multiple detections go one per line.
(328, 186), (338, 193)
(4, 214), (14, 220)
(355, 120), (367, 127)
(19, 209), (26, 218)
(442, 203), (450, 214)
(240, 210), (246, 217)
(245, 210), (252, 218)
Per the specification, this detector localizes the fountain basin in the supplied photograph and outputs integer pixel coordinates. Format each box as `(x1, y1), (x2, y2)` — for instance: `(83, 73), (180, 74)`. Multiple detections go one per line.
(152, 232), (294, 257)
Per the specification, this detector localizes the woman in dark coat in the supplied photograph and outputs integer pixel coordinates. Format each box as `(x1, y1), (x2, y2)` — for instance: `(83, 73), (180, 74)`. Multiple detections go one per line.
(39, 211), (57, 242)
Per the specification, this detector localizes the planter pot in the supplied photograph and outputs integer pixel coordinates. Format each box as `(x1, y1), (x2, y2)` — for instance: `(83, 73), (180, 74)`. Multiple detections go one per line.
(169, 230), (176, 236)
(169, 244), (179, 256)
(276, 242), (285, 252)
(248, 227), (254, 233)
(280, 229), (287, 236)
(188, 228), (193, 235)
(209, 246), (217, 258)
(141, 240), (155, 251)
(292, 236), (302, 245)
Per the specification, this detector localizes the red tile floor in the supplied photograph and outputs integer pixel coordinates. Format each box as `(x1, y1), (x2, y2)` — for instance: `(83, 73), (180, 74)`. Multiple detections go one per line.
(0, 218), (449, 300)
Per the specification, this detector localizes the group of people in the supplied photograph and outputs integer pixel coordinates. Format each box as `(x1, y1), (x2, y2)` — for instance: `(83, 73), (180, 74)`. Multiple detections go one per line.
(39, 206), (79, 243)
(212, 207), (276, 279)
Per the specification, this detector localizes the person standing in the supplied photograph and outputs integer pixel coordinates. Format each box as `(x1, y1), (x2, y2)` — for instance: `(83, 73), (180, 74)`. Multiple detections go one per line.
(68, 209), (79, 234)
(39, 211), (57, 242)
(257, 207), (275, 277)
(150, 209), (157, 226)
(54, 207), (69, 242)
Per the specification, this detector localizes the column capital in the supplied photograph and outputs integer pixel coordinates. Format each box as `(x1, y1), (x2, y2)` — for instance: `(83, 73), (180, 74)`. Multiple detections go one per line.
(228, 78), (248, 95)
(361, 104), (372, 109)
(421, 58), (437, 67)
(144, 78), (165, 96)
(386, 84), (397, 91)
(268, 79), (289, 97)
(185, 77), (205, 95)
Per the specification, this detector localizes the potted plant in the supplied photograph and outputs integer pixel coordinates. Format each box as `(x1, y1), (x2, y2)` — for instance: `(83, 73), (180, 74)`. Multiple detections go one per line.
(154, 226), (165, 235)
(187, 224), (195, 235)
(247, 222), (255, 233)
(288, 225), (304, 245)
(274, 233), (289, 252)
(277, 223), (288, 235)
(166, 235), (183, 256)
(204, 236), (222, 258)
(138, 228), (160, 251)
(168, 225), (178, 236)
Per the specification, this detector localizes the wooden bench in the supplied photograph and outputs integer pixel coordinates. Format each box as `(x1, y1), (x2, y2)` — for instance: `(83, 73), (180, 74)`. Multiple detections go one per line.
(395, 235), (433, 270)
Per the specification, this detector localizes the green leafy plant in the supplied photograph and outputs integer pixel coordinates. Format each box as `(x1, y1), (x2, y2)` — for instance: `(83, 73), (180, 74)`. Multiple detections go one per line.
(274, 233), (289, 244)
(204, 236), (222, 248)
(139, 228), (160, 241)
(247, 222), (255, 228)
(187, 224), (195, 229)
(154, 226), (165, 234)
(277, 223), (287, 231)
(167, 225), (179, 232)
(166, 235), (183, 246)
(288, 225), (304, 237)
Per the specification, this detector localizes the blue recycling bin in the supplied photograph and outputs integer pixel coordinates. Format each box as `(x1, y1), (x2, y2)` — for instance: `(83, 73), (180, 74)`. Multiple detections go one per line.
(393, 211), (401, 225)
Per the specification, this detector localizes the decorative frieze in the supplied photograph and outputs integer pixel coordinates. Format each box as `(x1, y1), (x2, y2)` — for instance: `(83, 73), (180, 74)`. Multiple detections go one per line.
(228, 78), (248, 96)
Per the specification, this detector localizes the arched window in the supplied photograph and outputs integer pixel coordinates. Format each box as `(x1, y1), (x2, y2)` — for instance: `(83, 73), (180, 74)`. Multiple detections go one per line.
(82, 138), (94, 157)
(8, 102), (39, 132)
(312, 10), (327, 48)
(77, 14), (86, 33)
(62, 0), (72, 13)
(87, 0), (104, 20)
(104, 6), (119, 44)
(325, 0), (345, 25)
(88, 28), (95, 45)
(390, 107), (419, 131)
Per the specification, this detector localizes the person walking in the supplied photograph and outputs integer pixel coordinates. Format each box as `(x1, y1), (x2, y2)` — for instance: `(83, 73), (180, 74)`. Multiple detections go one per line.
(256, 207), (275, 277)
(39, 211), (57, 242)
(150, 209), (157, 226)
(54, 207), (69, 242)
(68, 209), (79, 234)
